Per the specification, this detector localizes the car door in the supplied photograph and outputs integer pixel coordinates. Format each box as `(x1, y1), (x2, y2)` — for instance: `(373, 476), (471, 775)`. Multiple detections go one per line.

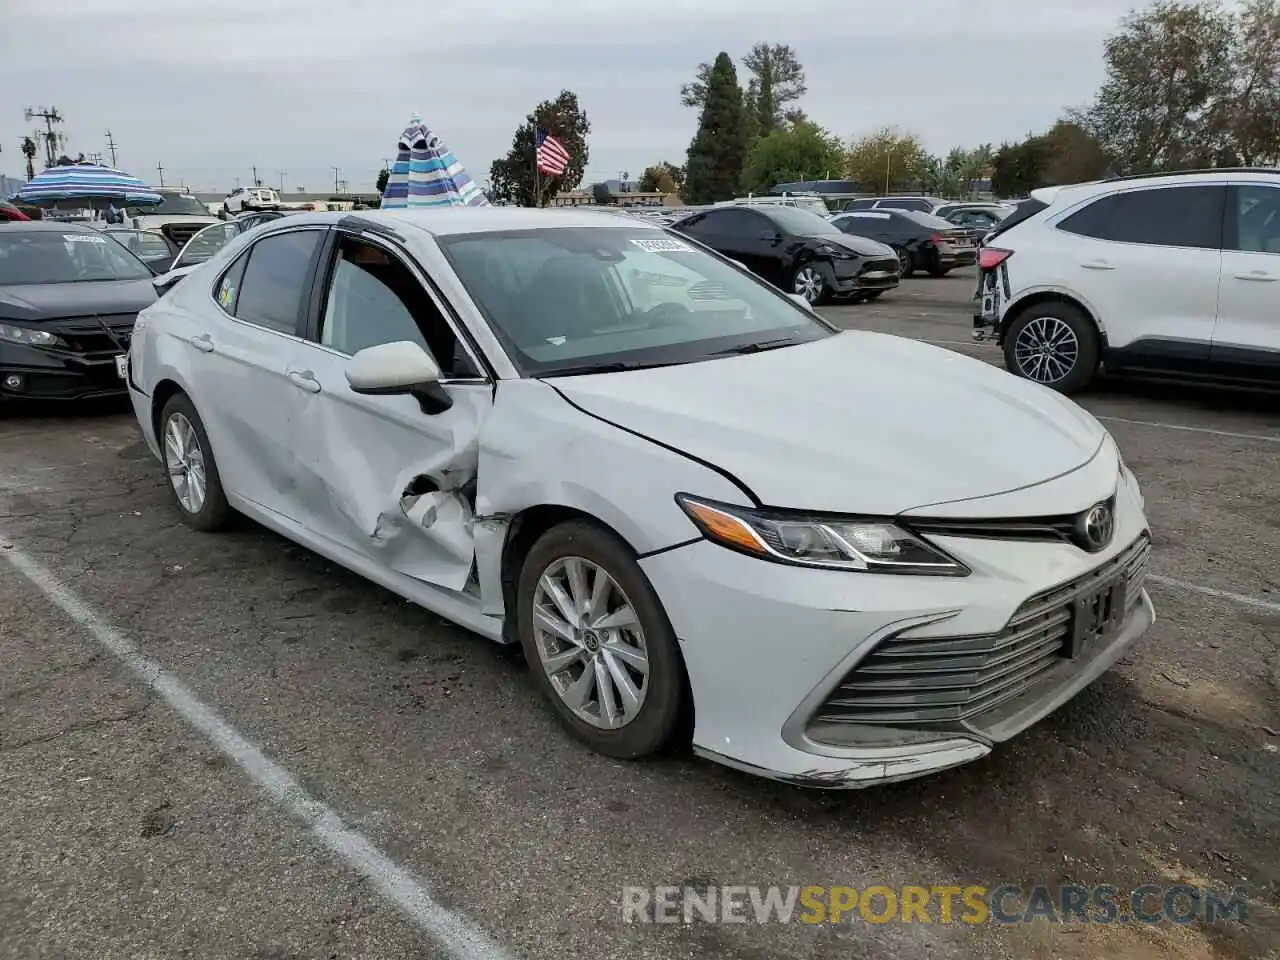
(1214, 183), (1280, 377)
(1051, 184), (1225, 358)
(703, 208), (787, 281)
(283, 228), (493, 593)
(833, 211), (896, 246)
(194, 227), (327, 522)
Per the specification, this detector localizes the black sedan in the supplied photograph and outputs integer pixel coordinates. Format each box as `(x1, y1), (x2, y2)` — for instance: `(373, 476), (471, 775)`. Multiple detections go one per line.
(669, 204), (900, 305)
(829, 209), (978, 278)
(0, 222), (156, 405)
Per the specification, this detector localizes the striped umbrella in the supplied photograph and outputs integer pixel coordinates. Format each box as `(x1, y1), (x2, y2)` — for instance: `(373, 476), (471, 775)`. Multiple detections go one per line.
(16, 164), (163, 205)
(380, 116), (488, 209)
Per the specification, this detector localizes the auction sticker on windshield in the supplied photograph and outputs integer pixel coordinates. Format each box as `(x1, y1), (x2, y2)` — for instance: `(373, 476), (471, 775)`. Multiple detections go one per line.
(630, 237), (695, 253)
(63, 234), (107, 243)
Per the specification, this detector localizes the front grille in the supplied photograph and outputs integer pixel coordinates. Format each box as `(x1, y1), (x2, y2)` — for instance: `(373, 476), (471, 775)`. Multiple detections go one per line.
(811, 535), (1151, 732)
(43, 315), (136, 357)
(907, 498), (1120, 547)
(860, 258), (901, 277)
(161, 223), (206, 247)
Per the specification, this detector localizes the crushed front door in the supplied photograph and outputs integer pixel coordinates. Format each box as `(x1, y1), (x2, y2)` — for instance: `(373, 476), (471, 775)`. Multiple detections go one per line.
(283, 337), (491, 593)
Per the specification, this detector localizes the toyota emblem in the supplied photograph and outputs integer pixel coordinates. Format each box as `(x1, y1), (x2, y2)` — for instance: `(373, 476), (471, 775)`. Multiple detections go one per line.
(1076, 501), (1115, 552)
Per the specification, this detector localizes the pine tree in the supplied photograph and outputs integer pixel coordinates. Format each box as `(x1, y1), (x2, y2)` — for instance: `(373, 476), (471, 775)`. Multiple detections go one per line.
(684, 53), (749, 204)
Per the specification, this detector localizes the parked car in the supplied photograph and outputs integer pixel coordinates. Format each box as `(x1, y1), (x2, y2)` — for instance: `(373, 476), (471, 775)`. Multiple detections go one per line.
(842, 196), (947, 214)
(150, 215), (290, 294)
(973, 168), (1280, 393)
(125, 188), (220, 249)
(716, 195), (832, 216)
(103, 226), (180, 273)
(937, 205), (1009, 236)
(0, 201), (32, 222)
(222, 186), (281, 216)
(670, 204), (900, 304)
(125, 207), (1154, 788)
(0, 221), (155, 405)
(830, 210), (978, 277)
(934, 201), (1013, 220)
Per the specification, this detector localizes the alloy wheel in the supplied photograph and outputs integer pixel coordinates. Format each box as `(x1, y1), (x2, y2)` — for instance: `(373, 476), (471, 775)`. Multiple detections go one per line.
(1013, 315), (1080, 384)
(531, 556), (650, 730)
(793, 266), (824, 304)
(896, 247), (912, 275)
(164, 412), (207, 514)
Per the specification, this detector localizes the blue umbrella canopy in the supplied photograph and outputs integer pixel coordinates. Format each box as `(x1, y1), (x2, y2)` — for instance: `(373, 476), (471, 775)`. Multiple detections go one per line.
(380, 116), (488, 209)
(16, 164), (163, 205)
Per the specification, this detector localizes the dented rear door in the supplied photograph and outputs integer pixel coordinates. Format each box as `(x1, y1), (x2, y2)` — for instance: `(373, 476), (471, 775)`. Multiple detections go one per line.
(284, 340), (491, 594)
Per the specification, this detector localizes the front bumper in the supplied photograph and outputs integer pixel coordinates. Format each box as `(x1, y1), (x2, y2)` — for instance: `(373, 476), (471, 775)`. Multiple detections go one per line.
(0, 334), (131, 401)
(827, 259), (901, 298)
(638, 477), (1154, 788)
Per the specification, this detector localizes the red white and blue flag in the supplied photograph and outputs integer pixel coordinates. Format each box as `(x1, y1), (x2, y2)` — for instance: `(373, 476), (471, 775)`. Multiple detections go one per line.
(536, 127), (571, 176)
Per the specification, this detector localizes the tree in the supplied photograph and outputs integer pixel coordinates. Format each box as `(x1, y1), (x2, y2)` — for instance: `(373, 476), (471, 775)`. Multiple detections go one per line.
(1225, 0), (1280, 164)
(989, 122), (1112, 197)
(375, 168), (389, 195)
(591, 182), (615, 204)
(1076, 0), (1234, 172)
(681, 42), (806, 135)
(741, 43), (807, 137)
(740, 122), (843, 194)
(845, 127), (929, 193)
(684, 53), (750, 204)
(638, 162), (683, 194)
(488, 90), (591, 206)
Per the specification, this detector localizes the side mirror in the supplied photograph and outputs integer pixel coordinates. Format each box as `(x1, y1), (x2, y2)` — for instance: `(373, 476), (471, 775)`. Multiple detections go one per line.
(345, 341), (452, 414)
(788, 293), (816, 313)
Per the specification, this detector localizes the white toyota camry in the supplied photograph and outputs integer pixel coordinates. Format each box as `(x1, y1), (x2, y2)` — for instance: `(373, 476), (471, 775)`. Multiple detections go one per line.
(125, 207), (1155, 788)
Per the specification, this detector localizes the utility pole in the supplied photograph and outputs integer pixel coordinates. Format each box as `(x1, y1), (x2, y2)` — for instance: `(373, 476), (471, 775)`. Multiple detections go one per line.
(278, 170), (286, 192)
(87, 151), (103, 165)
(156, 162), (165, 187)
(234, 176), (241, 190)
(332, 167), (341, 194)
(382, 158), (391, 171)
(24, 106), (64, 168)
(252, 165), (259, 187)
(104, 130), (118, 167)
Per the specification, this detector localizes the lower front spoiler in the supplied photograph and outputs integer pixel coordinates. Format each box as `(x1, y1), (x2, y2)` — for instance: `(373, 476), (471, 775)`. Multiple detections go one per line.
(693, 590), (1156, 790)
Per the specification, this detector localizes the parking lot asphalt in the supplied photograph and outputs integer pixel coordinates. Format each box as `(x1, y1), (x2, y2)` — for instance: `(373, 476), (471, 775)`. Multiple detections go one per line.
(1, 267), (1277, 960)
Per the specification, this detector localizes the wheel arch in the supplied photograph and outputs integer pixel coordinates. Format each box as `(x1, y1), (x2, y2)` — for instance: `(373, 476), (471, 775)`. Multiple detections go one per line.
(998, 290), (1106, 347)
(150, 378), (188, 444)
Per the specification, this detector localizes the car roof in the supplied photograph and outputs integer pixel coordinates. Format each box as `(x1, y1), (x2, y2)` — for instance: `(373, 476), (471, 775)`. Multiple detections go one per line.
(0, 221), (99, 234)
(271, 207), (666, 237)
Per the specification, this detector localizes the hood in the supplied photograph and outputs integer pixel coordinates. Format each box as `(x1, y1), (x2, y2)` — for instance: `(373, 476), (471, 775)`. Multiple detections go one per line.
(810, 232), (896, 258)
(131, 214), (219, 227)
(548, 331), (1107, 515)
(0, 278), (157, 322)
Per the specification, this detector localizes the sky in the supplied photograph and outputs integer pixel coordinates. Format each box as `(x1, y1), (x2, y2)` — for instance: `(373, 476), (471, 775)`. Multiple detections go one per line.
(0, 0), (1142, 195)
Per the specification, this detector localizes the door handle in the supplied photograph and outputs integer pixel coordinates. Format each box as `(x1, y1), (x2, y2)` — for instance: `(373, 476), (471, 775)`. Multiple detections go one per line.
(1080, 261), (1115, 270)
(287, 370), (321, 393)
(186, 333), (214, 352)
(1234, 271), (1278, 282)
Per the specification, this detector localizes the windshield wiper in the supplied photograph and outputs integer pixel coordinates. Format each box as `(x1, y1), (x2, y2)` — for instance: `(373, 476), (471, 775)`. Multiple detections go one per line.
(709, 337), (801, 356)
(536, 360), (681, 378)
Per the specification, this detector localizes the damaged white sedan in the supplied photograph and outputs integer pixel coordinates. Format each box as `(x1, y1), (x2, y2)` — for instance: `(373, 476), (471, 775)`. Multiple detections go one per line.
(126, 207), (1155, 788)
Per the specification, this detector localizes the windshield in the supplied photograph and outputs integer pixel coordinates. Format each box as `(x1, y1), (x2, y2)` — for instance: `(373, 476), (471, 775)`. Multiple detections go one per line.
(901, 210), (956, 230)
(757, 205), (841, 236)
(437, 226), (834, 375)
(127, 194), (212, 217)
(0, 231), (153, 284)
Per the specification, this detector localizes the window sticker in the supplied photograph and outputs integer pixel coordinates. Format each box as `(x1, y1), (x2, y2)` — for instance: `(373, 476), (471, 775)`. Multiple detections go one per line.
(629, 237), (694, 253)
(64, 234), (107, 243)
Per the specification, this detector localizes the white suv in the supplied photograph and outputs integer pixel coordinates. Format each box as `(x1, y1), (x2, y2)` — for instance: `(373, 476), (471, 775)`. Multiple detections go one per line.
(222, 187), (280, 216)
(973, 170), (1280, 393)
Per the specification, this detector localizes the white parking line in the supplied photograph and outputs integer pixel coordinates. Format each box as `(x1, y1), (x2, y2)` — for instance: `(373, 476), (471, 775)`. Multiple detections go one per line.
(1147, 574), (1280, 613)
(1094, 416), (1280, 444)
(0, 536), (513, 960)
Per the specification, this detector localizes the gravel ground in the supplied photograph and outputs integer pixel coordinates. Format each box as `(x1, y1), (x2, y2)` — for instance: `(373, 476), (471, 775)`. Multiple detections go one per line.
(1, 267), (1277, 960)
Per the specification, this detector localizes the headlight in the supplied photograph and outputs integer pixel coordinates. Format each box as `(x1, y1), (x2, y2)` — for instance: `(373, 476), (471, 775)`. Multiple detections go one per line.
(816, 244), (851, 259)
(0, 322), (63, 347)
(675, 494), (969, 575)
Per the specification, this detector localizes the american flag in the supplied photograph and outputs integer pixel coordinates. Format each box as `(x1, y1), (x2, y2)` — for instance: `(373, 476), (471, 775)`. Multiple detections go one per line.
(536, 127), (571, 176)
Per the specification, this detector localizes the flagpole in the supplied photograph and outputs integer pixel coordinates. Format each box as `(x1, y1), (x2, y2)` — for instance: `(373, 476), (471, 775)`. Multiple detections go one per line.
(531, 126), (540, 208)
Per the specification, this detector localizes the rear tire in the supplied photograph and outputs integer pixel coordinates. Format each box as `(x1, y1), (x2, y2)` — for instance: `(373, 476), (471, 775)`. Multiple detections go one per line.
(159, 393), (233, 531)
(1002, 302), (1100, 394)
(517, 519), (688, 760)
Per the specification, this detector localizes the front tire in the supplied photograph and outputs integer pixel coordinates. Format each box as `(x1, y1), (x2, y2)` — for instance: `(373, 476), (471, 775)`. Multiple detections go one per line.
(517, 519), (688, 759)
(1002, 302), (1100, 394)
(159, 393), (232, 531)
(791, 263), (829, 306)
(893, 246), (913, 277)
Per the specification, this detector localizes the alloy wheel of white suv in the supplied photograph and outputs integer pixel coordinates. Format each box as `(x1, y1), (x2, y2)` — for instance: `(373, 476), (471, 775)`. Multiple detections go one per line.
(1003, 301), (1100, 392)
